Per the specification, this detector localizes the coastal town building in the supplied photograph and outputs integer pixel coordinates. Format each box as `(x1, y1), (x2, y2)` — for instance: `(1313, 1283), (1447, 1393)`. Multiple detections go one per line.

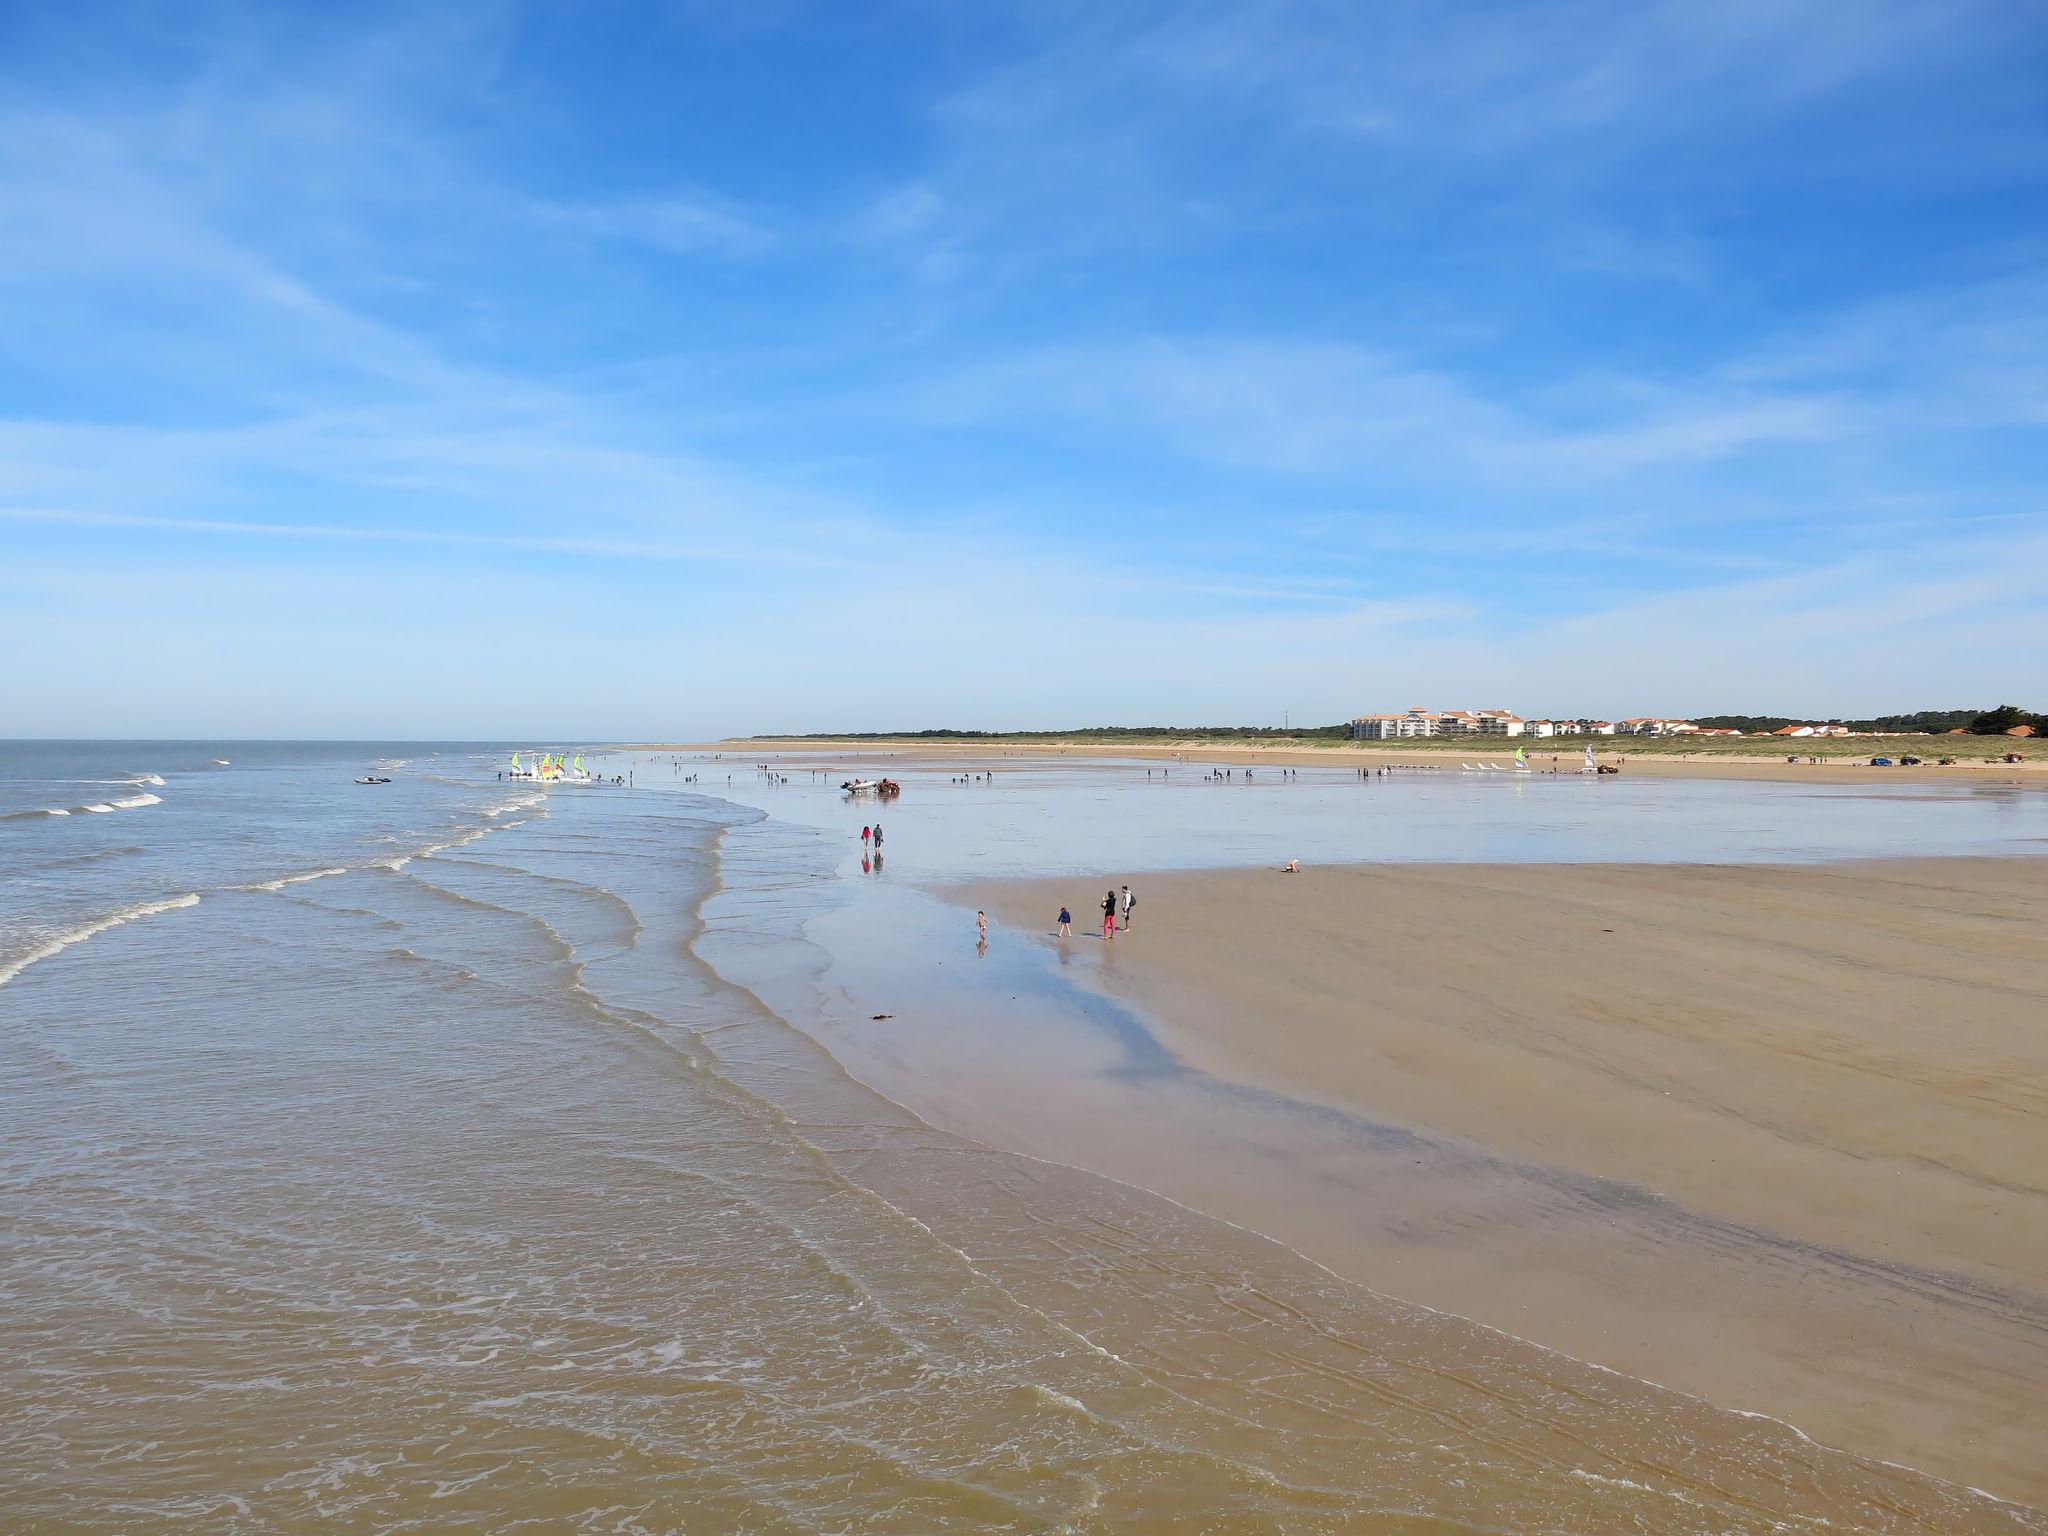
(1348, 709), (1716, 740)
(1348, 707), (1529, 739)
(1349, 709), (1442, 739)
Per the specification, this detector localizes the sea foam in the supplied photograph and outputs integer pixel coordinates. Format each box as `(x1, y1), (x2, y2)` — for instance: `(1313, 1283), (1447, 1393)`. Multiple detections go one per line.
(0, 893), (202, 988)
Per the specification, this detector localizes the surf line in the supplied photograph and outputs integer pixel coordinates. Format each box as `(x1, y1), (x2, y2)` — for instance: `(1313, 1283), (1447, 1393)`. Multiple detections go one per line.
(0, 893), (202, 989)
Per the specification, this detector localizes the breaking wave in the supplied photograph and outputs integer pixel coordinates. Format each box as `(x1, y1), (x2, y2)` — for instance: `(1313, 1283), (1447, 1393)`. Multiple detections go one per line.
(0, 893), (202, 989)
(5, 791), (162, 820)
(240, 868), (349, 894)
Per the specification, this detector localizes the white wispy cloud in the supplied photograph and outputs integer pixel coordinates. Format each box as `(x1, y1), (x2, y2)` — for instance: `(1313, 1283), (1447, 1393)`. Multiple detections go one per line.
(527, 193), (774, 256)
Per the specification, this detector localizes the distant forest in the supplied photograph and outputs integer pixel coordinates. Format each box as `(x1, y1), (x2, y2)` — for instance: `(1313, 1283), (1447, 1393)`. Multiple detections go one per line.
(1692, 707), (2039, 734)
(759, 707), (2039, 740)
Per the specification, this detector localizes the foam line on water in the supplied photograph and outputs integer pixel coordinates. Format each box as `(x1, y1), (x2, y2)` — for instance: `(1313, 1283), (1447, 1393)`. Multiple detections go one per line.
(0, 893), (201, 988)
(5, 791), (164, 819)
(240, 868), (349, 893)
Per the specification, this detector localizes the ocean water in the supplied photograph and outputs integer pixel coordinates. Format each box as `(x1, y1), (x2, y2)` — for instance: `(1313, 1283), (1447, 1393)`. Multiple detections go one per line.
(4, 742), (2044, 1534)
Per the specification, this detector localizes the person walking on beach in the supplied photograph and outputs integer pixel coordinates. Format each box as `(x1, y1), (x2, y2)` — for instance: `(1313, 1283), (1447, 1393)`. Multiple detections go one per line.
(861, 824), (870, 847)
(977, 910), (988, 943)
(1058, 905), (1072, 938)
(1102, 890), (1117, 939)
(1121, 884), (1135, 931)
(872, 821), (883, 850)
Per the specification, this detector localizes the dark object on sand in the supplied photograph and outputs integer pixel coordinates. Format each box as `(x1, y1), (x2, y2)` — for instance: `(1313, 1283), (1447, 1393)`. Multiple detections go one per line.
(841, 778), (903, 798)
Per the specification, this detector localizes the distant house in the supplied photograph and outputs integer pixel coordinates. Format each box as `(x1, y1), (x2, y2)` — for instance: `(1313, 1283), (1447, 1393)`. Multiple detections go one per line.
(2009, 724), (2037, 738)
(1474, 709), (1525, 736)
(1587, 721), (1617, 735)
(1772, 725), (1817, 738)
(1696, 727), (1744, 736)
(1524, 720), (1556, 738)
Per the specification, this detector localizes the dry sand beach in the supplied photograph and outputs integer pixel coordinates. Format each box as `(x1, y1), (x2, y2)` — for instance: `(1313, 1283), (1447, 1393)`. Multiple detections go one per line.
(957, 856), (2048, 1505)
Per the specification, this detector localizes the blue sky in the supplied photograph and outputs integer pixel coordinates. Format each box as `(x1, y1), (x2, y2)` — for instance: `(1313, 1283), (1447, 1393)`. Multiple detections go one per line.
(2, 0), (2045, 736)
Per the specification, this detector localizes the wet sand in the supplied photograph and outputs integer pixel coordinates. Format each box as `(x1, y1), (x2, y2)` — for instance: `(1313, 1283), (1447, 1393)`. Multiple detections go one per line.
(953, 857), (2048, 1506)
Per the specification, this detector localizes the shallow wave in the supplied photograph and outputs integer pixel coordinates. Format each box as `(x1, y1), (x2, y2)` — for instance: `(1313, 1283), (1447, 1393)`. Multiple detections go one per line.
(240, 868), (348, 894)
(0, 893), (202, 988)
(5, 791), (163, 820)
(484, 792), (546, 819)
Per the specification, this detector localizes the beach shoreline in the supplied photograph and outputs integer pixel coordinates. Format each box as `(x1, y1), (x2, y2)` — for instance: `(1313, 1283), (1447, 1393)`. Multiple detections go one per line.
(893, 855), (2048, 1505)
(625, 737), (2048, 787)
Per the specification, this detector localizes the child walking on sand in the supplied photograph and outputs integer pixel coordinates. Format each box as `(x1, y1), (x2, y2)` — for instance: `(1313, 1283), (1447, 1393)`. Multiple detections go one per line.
(1101, 890), (1117, 939)
(1058, 906), (1072, 938)
(977, 910), (989, 943)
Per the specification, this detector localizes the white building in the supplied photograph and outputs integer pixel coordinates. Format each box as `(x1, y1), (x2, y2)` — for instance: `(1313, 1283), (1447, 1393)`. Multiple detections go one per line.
(1349, 714), (1404, 739)
(1350, 708), (1711, 740)
(1350, 708), (1442, 739)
